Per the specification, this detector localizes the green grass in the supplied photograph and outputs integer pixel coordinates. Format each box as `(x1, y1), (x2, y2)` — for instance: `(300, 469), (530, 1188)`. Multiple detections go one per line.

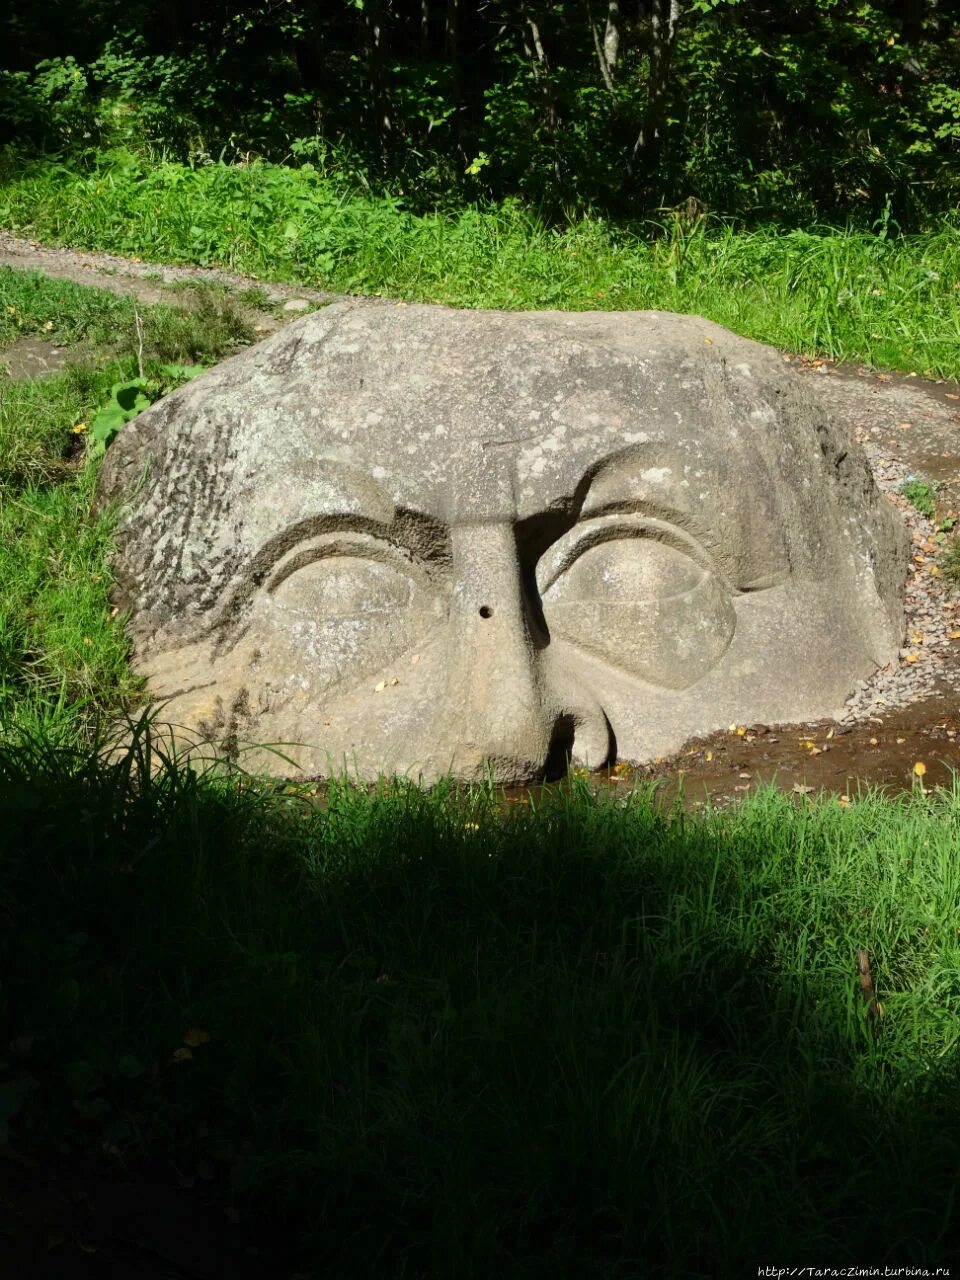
(2, 726), (960, 1275)
(2, 153), (959, 378)
(0, 267), (256, 735)
(0, 264), (255, 361)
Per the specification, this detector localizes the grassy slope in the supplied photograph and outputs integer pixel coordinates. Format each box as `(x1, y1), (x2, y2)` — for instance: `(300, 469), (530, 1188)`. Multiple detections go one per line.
(0, 267), (254, 733)
(1, 155), (959, 379)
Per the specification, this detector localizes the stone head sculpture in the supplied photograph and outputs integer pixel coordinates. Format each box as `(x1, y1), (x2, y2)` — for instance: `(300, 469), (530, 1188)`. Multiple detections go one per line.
(97, 302), (907, 782)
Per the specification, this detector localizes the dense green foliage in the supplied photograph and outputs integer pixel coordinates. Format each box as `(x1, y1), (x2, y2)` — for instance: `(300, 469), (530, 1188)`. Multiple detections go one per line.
(2, 1), (959, 226)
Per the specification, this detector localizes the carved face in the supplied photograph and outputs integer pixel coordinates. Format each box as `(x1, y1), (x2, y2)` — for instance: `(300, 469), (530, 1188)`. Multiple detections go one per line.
(99, 304), (906, 781)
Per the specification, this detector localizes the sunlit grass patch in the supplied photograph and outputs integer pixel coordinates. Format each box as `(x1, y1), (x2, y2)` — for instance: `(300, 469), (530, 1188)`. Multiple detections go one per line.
(0, 268), (257, 737)
(2, 154), (959, 377)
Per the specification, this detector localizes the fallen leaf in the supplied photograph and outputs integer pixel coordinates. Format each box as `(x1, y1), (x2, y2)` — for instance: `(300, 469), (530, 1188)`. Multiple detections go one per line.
(703, 337), (714, 345)
(410, 653), (421, 664)
(374, 680), (386, 692)
(898, 421), (913, 430)
(808, 746), (822, 756)
(705, 750), (713, 762)
(946, 393), (959, 400)
(913, 761), (927, 777)
(905, 652), (920, 663)
(949, 632), (960, 640)
(826, 728), (834, 739)
(735, 725), (746, 737)
(870, 737), (879, 745)
(896, 737), (905, 744)
(837, 795), (851, 806)
(792, 784), (814, 795)
(172, 1047), (193, 1062)
(183, 1028), (210, 1047)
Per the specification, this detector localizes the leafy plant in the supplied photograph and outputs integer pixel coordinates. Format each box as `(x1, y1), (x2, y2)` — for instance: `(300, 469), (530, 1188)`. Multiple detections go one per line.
(901, 477), (938, 519)
(89, 363), (203, 454)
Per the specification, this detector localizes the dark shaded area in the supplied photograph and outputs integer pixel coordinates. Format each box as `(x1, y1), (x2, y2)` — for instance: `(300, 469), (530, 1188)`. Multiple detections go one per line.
(1, 723), (959, 1275)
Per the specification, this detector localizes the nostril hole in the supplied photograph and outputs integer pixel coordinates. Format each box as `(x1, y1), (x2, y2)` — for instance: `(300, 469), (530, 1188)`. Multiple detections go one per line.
(478, 605), (493, 619)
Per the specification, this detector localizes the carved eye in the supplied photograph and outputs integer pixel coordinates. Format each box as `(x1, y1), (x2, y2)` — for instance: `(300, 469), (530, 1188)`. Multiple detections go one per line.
(271, 556), (417, 620)
(241, 537), (442, 696)
(539, 524), (736, 689)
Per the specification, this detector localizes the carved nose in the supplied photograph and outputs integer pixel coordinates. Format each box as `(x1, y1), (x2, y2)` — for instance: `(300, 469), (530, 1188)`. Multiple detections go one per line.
(441, 524), (611, 782)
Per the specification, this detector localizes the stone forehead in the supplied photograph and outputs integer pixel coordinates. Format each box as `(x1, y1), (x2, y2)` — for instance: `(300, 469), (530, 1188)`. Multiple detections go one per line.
(140, 301), (795, 524)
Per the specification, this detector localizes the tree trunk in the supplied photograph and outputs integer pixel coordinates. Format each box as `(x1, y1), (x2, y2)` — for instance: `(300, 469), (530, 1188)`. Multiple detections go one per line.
(363, 0), (393, 166)
(520, 4), (561, 186)
(627, 0), (680, 182)
(604, 0), (621, 73)
(445, 0), (463, 157)
(591, 0), (619, 102)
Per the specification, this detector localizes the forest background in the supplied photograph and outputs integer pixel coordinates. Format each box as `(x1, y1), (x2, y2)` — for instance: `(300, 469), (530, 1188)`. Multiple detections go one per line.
(2, 0), (959, 230)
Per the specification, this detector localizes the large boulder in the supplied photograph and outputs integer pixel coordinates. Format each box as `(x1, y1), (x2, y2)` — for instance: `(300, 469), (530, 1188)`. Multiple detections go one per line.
(97, 301), (908, 782)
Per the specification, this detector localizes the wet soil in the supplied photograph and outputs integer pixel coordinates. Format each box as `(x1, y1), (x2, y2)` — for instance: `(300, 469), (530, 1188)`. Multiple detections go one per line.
(0, 336), (72, 380)
(637, 699), (960, 807)
(2, 234), (960, 804)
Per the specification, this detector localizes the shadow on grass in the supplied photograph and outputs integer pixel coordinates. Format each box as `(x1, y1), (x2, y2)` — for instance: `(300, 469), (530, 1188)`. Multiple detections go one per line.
(1, 719), (959, 1277)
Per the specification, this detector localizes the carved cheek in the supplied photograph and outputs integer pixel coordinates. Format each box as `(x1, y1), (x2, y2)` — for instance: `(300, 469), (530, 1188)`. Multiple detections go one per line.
(541, 538), (736, 689)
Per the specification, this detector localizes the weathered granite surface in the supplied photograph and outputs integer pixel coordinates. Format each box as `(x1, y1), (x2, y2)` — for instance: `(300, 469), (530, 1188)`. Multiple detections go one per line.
(97, 302), (908, 781)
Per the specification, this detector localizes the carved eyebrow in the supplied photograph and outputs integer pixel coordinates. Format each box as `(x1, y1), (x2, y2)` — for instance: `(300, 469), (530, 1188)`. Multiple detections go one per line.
(567, 447), (789, 589)
(538, 516), (715, 595)
(578, 448), (721, 513)
(578, 484), (721, 555)
(210, 509), (450, 652)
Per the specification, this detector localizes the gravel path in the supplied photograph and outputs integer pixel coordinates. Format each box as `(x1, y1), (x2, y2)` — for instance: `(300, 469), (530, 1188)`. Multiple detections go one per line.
(0, 229), (344, 307)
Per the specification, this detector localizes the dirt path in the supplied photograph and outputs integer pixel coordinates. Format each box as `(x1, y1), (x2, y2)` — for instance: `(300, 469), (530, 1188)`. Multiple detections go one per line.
(3, 233), (960, 800)
(0, 229), (343, 308)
